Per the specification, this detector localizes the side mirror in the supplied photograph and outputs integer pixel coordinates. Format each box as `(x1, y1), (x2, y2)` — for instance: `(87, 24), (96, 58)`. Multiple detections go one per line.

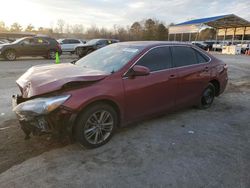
(129, 65), (150, 77)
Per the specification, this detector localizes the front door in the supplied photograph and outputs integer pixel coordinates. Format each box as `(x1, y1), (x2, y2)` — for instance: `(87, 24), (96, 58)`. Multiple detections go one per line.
(123, 46), (178, 122)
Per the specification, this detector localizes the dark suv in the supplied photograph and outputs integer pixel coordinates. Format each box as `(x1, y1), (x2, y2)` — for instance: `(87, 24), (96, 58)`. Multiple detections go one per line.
(0, 36), (62, 60)
(75, 38), (119, 58)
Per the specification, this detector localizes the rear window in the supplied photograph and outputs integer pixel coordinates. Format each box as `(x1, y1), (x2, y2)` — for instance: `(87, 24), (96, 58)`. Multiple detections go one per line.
(69, 39), (80, 44)
(172, 46), (198, 67)
(194, 49), (210, 63)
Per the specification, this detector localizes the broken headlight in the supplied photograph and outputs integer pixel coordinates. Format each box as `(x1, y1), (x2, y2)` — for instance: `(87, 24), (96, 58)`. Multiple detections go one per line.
(13, 95), (70, 116)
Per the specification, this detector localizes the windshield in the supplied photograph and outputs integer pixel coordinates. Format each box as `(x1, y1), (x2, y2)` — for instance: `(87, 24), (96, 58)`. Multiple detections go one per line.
(86, 39), (99, 45)
(12, 37), (27, 44)
(75, 43), (143, 73)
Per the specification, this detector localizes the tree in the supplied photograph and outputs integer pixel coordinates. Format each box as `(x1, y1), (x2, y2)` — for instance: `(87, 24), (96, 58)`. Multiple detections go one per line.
(143, 19), (156, 40)
(10, 22), (22, 32)
(57, 19), (65, 33)
(71, 24), (84, 34)
(25, 24), (34, 32)
(157, 23), (168, 40)
(199, 28), (216, 40)
(0, 21), (7, 32)
(130, 22), (142, 40)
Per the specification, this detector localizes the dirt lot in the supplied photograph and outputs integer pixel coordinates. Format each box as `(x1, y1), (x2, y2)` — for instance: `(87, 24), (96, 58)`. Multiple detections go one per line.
(0, 54), (249, 187)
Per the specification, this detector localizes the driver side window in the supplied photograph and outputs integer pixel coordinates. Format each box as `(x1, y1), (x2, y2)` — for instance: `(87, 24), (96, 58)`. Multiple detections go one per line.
(136, 46), (172, 72)
(22, 39), (36, 45)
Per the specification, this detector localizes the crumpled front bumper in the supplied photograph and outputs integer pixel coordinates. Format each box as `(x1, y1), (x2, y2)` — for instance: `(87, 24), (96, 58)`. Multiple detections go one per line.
(12, 94), (77, 140)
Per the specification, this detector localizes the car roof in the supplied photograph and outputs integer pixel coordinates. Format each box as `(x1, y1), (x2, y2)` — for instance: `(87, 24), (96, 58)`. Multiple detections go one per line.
(117, 41), (193, 48)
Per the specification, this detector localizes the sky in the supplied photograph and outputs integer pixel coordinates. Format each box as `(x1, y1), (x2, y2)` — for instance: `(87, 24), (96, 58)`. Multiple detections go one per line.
(0, 0), (250, 29)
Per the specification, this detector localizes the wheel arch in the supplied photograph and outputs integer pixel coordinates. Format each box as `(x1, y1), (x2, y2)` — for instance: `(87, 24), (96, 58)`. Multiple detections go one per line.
(72, 98), (122, 135)
(3, 48), (17, 54)
(209, 79), (220, 96)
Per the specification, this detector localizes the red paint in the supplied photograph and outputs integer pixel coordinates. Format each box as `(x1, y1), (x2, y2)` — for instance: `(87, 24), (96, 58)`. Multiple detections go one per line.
(16, 42), (228, 126)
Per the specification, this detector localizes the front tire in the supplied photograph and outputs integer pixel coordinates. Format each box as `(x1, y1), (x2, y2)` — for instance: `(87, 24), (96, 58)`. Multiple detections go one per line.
(4, 50), (16, 61)
(199, 83), (215, 109)
(74, 103), (118, 148)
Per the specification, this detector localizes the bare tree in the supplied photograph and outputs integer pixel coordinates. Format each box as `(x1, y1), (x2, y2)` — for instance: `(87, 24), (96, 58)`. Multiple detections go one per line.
(0, 21), (7, 32)
(25, 24), (35, 32)
(10, 22), (22, 32)
(57, 19), (65, 33)
(71, 24), (84, 34)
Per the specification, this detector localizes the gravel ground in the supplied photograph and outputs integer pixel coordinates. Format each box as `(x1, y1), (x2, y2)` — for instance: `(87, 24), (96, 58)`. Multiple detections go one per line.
(0, 53), (249, 188)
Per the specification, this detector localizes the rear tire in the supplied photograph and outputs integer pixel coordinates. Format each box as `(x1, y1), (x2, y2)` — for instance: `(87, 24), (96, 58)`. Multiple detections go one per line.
(199, 83), (215, 109)
(4, 50), (16, 61)
(48, 50), (56, 59)
(74, 103), (118, 149)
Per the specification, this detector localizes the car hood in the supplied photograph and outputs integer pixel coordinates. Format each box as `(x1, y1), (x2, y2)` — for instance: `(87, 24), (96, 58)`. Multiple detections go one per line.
(76, 43), (94, 48)
(16, 63), (109, 98)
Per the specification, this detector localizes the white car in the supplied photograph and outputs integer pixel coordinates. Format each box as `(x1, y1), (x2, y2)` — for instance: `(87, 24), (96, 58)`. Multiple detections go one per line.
(57, 38), (86, 53)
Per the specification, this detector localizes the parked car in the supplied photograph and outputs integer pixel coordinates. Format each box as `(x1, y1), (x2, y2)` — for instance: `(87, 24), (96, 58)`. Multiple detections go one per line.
(57, 38), (86, 54)
(204, 41), (216, 50)
(191, 41), (209, 50)
(75, 38), (119, 58)
(0, 36), (62, 60)
(12, 42), (228, 148)
(237, 43), (250, 54)
(212, 41), (232, 51)
(0, 39), (10, 44)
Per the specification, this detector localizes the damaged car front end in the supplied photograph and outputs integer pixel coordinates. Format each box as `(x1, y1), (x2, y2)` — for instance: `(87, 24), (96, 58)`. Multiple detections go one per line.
(12, 62), (108, 141)
(12, 94), (74, 139)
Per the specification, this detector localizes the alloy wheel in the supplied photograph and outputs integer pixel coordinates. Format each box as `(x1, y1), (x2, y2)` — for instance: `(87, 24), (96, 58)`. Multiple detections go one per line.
(5, 51), (16, 60)
(83, 110), (114, 145)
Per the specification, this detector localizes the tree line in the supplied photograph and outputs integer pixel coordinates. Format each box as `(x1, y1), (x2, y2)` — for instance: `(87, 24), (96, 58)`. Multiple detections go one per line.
(0, 18), (215, 41)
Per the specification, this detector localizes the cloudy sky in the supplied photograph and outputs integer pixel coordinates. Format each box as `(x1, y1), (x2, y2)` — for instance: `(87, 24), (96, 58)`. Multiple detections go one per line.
(1, 0), (250, 29)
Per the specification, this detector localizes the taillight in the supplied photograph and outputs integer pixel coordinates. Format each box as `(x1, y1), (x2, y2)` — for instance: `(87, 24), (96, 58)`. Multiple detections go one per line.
(57, 44), (61, 50)
(224, 64), (228, 70)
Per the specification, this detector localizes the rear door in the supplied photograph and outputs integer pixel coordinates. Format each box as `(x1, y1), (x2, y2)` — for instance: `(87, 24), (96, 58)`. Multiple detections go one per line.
(68, 39), (81, 51)
(171, 46), (211, 107)
(33, 38), (49, 55)
(123, 46), (178, 121)
(61, 39), (71, 51)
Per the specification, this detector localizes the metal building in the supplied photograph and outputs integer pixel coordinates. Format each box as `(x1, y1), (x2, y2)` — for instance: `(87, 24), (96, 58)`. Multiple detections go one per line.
(168, 14), (250, 42)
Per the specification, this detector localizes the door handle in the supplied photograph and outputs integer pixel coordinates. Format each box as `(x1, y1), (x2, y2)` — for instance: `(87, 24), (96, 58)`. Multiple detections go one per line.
(169, 74), (176, 79)
(203, 67), (209, 72)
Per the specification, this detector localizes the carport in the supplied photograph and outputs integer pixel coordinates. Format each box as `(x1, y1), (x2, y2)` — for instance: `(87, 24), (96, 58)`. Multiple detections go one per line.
(168, 14), (250, 42)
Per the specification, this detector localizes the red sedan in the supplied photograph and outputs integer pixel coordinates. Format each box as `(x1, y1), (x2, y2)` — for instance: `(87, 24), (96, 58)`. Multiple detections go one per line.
(13, 42), (228, 148)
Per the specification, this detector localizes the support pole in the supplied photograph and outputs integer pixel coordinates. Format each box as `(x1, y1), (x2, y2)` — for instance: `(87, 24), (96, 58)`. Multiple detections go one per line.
(168, 33), (170, 41)
(232, 28), (236, 43)
(241, 27), (246, 44)
(195, 32), (199, 41)
(223, 28), (227, 42)
(189, 33), (191, 42)
(181, 33), (183, 42)
(215, 28), (218, 41)
(174, 33), (176, 41)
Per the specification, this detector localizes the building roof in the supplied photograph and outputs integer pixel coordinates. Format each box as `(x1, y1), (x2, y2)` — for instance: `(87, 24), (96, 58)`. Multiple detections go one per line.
(176, 15), (228, 26)
(174, 14), (250, 29)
